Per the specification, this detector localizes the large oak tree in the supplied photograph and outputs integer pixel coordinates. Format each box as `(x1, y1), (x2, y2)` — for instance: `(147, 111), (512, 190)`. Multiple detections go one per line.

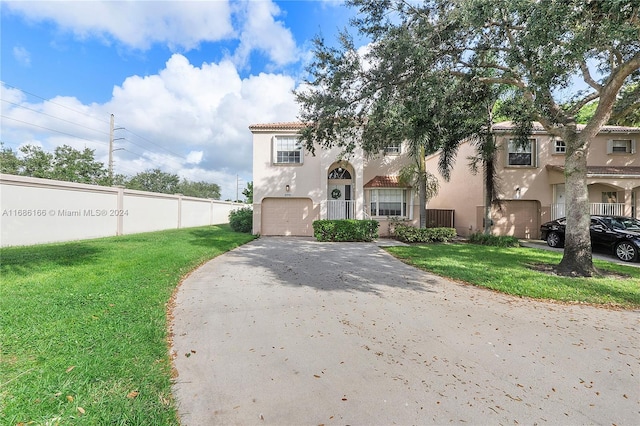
(300, 0), (639, 276)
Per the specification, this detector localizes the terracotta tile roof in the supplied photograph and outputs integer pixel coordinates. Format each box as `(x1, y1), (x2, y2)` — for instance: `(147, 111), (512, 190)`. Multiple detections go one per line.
(248, 122), (307, 131)
(587, 166), (640, 176)
(492, 121), (640, 134)
(546, 165), (640, 176)
(363, 175), (410, 188)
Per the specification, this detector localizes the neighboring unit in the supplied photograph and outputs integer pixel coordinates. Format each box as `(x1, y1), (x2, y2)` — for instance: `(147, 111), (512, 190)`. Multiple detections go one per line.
(426, 122), (640, 238)
(250, 122), (425, 237)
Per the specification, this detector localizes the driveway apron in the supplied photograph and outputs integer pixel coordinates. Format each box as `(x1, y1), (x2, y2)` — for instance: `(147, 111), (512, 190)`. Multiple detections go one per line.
(171, 237), (639, 425)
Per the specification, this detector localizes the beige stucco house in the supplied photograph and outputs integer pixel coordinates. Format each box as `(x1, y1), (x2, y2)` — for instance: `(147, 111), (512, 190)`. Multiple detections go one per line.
(251, 121), (639, 239)
(426, 122), (640, 238)
(250, 122), (423, 236)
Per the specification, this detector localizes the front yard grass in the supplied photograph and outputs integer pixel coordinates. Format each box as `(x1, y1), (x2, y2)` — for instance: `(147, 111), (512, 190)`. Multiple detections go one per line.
(385, 243), (640, 309)
(0, 225), (256, 425)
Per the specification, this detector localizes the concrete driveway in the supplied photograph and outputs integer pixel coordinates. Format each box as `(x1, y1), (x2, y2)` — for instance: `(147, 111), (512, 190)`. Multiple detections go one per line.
(171, 237), (639, 425)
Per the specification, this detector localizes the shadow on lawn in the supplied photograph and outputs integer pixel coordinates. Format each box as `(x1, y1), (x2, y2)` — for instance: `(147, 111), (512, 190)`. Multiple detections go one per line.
(188, 226), (256, 249)
(387, 243), (640, 306)
(0, 242), (104, 276)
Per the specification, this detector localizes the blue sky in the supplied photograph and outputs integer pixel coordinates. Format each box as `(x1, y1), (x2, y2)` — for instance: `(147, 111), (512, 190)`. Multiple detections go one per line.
(1, 0), (357, 200)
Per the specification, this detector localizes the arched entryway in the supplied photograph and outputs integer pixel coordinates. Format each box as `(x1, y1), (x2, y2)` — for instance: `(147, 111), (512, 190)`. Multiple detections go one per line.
(327, 162), (355, 219)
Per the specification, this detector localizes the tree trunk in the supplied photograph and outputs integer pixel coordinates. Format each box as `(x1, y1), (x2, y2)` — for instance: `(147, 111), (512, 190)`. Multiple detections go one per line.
(556, 126), (598, 277)
(483, 172), (492, 234)
(419, 146), (427, 228)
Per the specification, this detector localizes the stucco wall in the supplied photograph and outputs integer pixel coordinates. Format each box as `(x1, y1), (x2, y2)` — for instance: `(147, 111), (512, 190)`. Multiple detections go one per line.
(426, 126), (640, 237)
(425, 142), (484, 236)
(0, 174), (244, 247)
(252, 126), (423, 236)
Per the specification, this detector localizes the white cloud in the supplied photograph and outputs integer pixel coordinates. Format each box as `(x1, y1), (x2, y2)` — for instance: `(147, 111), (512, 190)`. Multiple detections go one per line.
(3, 0), (300, 69)
(186, 150), (203, 164)
(1, 54), (300, 200)
(0, 0), (309, 200)
(12, 45), (31, 66)
(4, 0), (234, 51)
(232, 0), (299, 67)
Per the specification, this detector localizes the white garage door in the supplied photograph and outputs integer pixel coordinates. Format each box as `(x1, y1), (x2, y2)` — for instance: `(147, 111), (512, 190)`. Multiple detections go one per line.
(261, 198), (317, 236)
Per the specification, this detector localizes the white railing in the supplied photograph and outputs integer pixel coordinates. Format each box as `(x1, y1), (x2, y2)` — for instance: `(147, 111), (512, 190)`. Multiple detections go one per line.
(590, 203), (625, 216)
(327, 200), (356, 219)
(551, 203), (626, 219)
(551, 203), (566, 220)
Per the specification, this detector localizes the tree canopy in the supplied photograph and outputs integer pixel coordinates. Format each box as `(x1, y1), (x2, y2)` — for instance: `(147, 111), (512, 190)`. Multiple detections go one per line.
(297, 0), (640, 276)
(0, 143), (221, 199)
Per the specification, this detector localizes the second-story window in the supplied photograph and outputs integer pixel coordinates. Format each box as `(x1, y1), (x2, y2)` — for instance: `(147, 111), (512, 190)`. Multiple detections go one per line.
(274, 136), (303, 164)
(554, 140), (566, 154)
(507, 138), (537, 166)
(384, 144), (401, 155)
(607, 139), (636, 154)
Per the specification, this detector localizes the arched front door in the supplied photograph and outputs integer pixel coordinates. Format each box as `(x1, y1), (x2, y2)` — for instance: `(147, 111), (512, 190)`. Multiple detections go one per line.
(327, 164), (354, 219)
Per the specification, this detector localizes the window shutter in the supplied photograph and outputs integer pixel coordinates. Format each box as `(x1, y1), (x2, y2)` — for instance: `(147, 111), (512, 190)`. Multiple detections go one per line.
(607, 139), (613, 154)
(631, 140), (637, 154)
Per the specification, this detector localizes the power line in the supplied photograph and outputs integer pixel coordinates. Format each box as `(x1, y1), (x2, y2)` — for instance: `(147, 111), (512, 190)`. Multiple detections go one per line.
(122, 127), (188, 160)
(1, 99), (110, 137)
(2, 83), (191, 166)
(1, 82), (109, 125)
(0, 115), (108, 148)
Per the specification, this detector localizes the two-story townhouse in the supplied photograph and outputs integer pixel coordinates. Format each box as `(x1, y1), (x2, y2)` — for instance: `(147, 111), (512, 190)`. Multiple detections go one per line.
(250, 122), (422, 236)
(425, 121), (640, 239)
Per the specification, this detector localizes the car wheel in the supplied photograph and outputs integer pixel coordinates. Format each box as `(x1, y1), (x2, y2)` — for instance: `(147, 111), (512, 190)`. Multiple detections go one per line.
(546, 231), (563, 248)
(615, 241), (638, 262)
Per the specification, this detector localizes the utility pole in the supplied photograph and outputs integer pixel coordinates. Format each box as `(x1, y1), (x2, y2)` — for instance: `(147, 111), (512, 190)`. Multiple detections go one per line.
(109, 114), (115, 180)
(108, 114), (124, 181)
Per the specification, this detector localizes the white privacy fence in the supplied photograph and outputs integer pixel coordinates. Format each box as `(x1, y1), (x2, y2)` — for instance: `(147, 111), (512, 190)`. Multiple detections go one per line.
(0, 174), (246, 247)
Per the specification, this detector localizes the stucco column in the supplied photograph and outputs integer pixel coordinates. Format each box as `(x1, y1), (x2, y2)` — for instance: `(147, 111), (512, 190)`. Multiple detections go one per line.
(115, 185), (124, 236)
(624, 189), (632, 217)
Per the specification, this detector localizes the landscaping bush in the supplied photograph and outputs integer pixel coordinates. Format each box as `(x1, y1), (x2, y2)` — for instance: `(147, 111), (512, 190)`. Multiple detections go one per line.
(229, 207), (253, 233)
(313, 219), (379, 242)
(393, 224), (457, 243)
(468, 232), (520, 247)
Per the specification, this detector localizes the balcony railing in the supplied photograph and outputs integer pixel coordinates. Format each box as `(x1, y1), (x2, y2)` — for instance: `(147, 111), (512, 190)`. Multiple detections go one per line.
(551, 203), (626, 219)
(326, 200), (355, 219)
(590, 203), (625, 216)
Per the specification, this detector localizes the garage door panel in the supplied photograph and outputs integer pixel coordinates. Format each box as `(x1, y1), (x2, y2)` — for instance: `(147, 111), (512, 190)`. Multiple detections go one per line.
(492, 200), (540, 239)
(262, 198), (317, 236)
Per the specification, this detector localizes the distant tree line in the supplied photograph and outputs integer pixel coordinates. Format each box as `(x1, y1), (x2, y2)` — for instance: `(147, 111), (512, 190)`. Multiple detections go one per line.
(0, 143), (222, 199)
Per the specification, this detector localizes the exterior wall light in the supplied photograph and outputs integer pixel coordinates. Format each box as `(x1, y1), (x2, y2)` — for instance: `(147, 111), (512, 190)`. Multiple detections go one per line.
(285, 184), (290, 192)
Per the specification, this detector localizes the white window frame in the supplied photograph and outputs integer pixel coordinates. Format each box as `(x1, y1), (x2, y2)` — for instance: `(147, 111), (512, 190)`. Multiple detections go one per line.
(607, 139), (636, 154)
(507, 138), (537, 167)
(553, 139), (566, 154)
(369, 188), (408, 218)
(384, 144), (402, 155)
(273, 136), (303, 165)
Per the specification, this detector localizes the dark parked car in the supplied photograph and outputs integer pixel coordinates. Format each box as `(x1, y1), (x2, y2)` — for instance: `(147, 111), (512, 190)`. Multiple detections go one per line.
(540, 215), (640, 262)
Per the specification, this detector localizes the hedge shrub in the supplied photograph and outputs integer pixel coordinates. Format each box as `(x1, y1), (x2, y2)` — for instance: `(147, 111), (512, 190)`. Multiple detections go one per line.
(313, 219), (379, 242)
(393, 224), (457, 243)
(229, 207), (253, 233)
(468, 232), (520, 247)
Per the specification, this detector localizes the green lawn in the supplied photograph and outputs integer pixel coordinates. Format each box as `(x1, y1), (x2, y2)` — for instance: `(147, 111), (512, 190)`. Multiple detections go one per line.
(0, 225), (256, 425)
(2, 232), (638, 424)
(385, 243), (640, 309)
